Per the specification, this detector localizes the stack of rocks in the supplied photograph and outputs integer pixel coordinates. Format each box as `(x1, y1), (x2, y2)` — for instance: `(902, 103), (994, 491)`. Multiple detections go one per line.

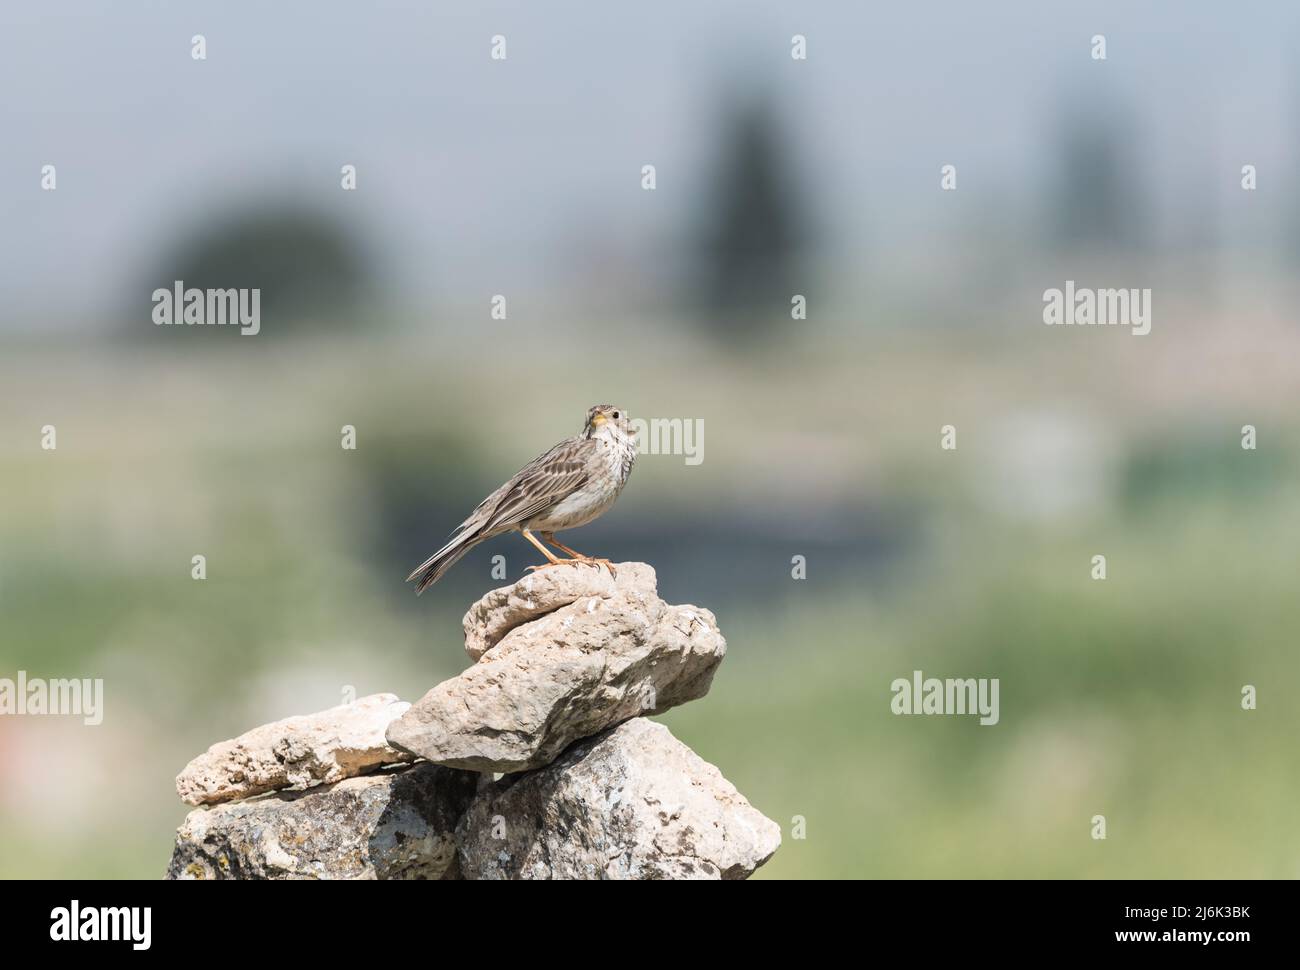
(166, 563), (780, 880)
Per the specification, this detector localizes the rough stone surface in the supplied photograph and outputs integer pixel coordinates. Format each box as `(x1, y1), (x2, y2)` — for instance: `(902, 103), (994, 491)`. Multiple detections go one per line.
(457, 718), (780, 880)
(166, 762), (478, 880)
(176, 693), (416, 806)
(386, 563), (726, 772)
(462, 561), (621, 661)
(165, 566), (780, 881)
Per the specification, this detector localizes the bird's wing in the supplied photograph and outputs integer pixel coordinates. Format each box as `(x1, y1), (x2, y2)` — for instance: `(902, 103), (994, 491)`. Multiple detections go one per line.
(478, 436), (593, 533)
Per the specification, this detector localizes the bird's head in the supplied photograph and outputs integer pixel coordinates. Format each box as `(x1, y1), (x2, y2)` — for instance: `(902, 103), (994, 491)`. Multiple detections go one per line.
(585, 404), (635, 441)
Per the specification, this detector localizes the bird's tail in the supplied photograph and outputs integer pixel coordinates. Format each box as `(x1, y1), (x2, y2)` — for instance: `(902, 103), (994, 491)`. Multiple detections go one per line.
(406, 529), (485, 594)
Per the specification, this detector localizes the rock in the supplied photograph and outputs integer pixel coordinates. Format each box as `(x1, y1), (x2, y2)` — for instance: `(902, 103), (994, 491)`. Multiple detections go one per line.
(462, 560), (622, 661)
(457, 718), (780, 880)
(176, 693), (416, 806)
(386, 563), (726, 772)
(165, 565), (777, 881)
(166, 762), (477, 880)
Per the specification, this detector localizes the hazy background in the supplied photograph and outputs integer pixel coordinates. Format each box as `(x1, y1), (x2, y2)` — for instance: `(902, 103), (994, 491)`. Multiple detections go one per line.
(3, 1), (1299, 879)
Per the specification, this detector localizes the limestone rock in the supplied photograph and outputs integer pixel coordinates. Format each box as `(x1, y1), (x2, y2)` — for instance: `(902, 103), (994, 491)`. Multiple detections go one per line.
(462, 560), (622, 661)
(166, 762), (477, 880)
(386, 563), (725, 772)
(457, 718), (780, 880)
(176, 693), (416, 806)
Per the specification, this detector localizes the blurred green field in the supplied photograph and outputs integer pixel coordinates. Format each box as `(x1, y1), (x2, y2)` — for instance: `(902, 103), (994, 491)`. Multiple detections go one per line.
(1, 324), (1298, 879)
(670, 491), (1300, 879)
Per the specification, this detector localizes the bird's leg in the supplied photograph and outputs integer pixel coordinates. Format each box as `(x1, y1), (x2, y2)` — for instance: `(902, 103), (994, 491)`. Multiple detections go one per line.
(541, 533), (588, 559)
(520, 529), (581, 572)
(540, 533), (617, 578)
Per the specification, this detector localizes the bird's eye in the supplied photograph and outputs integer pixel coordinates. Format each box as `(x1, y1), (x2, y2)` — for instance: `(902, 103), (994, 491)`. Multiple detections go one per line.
(612, 411), (620, 419)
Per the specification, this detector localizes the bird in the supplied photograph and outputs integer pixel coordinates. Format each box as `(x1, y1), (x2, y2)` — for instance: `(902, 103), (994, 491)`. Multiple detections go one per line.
(406, 404), (638, 593)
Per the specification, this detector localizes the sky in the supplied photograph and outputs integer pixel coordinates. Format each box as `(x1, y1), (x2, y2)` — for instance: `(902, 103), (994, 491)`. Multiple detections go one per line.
(3, 0), (1299, 330)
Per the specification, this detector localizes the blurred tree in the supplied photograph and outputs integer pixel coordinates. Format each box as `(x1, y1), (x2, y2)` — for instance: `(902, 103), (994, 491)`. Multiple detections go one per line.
(1049, 103), (1146, 253)
(140, 204), (371, 336)
(695, 96), (808, 335)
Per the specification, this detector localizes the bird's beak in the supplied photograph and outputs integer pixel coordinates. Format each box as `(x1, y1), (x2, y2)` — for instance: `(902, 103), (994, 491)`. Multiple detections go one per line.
(590, 413), (608, 428)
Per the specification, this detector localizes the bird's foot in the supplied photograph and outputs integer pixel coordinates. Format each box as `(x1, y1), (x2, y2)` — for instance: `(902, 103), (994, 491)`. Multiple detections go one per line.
(575, 557), (617, 578)
(525, 558), (584, 573)
(526, 557), (616, 578)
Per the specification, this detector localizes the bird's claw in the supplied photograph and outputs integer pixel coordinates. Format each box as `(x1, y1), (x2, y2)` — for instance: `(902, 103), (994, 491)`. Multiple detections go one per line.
(526, 558), (616, 578)
(526, 558), (583, 573)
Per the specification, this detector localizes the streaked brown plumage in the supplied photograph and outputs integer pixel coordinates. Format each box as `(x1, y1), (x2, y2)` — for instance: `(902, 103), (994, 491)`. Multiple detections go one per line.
(407, 405), (638, 593)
